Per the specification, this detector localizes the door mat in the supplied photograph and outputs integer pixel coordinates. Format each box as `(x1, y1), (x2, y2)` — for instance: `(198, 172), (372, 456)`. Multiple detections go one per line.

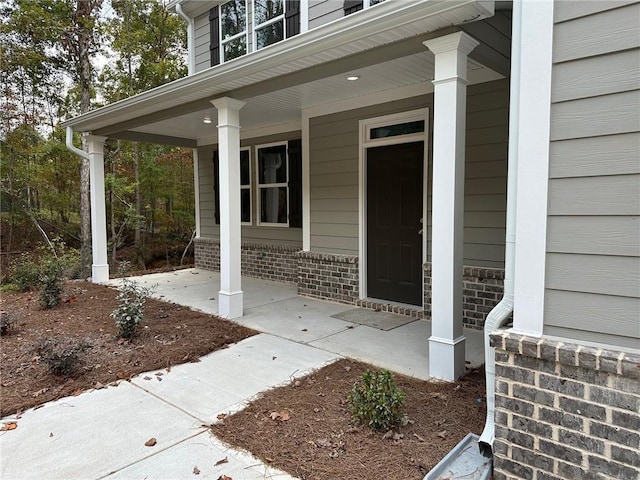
(331, 308), (417, 331)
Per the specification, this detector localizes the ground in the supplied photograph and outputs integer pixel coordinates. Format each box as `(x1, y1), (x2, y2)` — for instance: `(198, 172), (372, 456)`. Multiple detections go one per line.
(1, 280), (487, 479)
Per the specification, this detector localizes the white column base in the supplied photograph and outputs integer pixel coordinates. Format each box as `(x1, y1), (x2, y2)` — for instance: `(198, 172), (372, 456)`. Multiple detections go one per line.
(91, 264), (110, 283)
(218, 290), (244, 319)
(428, 334), (466, 381)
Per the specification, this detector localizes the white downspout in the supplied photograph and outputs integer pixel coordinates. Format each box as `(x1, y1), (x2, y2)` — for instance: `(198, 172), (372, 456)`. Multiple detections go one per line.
(175, 2), (195, 75)
(66, 126), (89, 161)
(478, 0), (522, 457)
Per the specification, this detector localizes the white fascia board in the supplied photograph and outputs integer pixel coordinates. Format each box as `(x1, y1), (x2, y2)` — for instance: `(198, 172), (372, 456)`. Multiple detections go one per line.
(63, 0), (494, 132)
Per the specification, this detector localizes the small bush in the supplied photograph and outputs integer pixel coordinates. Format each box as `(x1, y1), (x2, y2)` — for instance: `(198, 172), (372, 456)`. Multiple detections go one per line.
(348, 369), (406, 431)
(110, 278), (155, 338)
(35, 336), (92, 377)
(9, 253), (40, 291)
(38, 262), (65, 309)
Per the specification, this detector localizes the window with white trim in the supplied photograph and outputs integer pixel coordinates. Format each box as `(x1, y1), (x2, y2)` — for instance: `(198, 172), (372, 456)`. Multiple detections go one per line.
(220, 0), (247, 62)
(210, 1), (300, 66)
(257, 142), (289, 225)
(254, 0), (284, 50)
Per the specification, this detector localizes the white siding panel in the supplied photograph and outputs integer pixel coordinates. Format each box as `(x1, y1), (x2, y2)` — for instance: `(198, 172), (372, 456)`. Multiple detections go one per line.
(547, 216), (640, 257)
(552, 49), (640, 103)
(553, 3), (640, 62)
(546, 253), (640, 298)
(549, 133), (640, 178)
(550, 90), (640, 141)
(548, 175), (640, 216)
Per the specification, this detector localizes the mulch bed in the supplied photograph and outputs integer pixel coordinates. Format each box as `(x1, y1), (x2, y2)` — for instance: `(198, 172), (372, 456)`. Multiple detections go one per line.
(0, 281), (256, 418)
(212, 359), (487, 480)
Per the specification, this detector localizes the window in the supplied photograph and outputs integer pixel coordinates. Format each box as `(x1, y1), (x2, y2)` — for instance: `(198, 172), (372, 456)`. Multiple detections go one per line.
(211, 1), (299, 66)
(240, 148), (251, 224)
(254, 0), (284, 50)
(343, 0), (385, 16)
(214, 140), (302, 228)
(257, 142), (288, 225)
(220, 0), (247, 62)
(213, 148), (252, 225)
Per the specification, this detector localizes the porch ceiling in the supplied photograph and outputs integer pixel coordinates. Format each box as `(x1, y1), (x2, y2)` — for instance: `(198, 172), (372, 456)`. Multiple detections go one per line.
(63, 0), (504, 147)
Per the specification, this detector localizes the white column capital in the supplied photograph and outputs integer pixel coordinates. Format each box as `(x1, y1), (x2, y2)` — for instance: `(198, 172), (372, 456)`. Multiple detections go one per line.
(423, 31), (479, 56)
(211, 97), (246, 127)
(87, 134), (107, 145)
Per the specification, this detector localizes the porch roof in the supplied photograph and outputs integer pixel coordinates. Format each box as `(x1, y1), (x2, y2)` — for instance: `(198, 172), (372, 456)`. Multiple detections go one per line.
(63, 0), (503, 147)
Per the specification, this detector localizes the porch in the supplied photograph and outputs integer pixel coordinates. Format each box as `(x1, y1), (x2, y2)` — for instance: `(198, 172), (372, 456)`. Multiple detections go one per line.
(110, 268), (485, 380)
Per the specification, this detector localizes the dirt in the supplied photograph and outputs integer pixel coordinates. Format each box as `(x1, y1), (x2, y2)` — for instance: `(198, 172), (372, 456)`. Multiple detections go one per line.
(1, 281), (488, 479)
(0, 281), (255, 417)
(213, 359), (487, 480)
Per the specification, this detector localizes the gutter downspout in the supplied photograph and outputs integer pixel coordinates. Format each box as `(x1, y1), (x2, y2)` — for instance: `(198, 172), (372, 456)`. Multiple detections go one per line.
(175, 2), (195, 75)
(66, 126), (89, 161)
(478, 0), (522, 457)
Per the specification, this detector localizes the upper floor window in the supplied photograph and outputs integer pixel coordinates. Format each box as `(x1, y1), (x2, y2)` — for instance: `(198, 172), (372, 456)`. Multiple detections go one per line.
(254, 0), (284, 50)
(344, 0), (385, 16)
(211, 0), (300, 66)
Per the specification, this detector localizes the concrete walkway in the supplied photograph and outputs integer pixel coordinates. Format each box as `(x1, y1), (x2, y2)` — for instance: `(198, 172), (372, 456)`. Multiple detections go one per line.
(0, 269), (485, 480)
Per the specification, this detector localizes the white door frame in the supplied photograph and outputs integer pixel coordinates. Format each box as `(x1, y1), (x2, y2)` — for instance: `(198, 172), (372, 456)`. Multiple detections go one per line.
(358, 108), (430, 305)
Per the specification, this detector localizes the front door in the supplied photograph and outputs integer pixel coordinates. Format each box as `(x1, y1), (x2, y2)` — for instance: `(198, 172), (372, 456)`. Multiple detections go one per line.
(366, 141), (424, 306)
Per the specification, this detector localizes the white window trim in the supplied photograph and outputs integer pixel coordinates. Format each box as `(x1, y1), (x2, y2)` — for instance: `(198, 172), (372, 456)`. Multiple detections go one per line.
(220, 0), (249, 64)
(358, 108), (430, 302)
(252, 0), (286, 52)
(256, 140), (290, 227)
(240, 146), (252, 226)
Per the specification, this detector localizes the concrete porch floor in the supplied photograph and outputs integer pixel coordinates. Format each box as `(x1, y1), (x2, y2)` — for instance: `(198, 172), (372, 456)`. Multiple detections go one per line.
(112, 268), (486, 380)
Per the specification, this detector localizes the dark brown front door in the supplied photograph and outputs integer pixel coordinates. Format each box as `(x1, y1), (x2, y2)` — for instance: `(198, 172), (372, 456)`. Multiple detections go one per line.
(367, 141), (424, 306)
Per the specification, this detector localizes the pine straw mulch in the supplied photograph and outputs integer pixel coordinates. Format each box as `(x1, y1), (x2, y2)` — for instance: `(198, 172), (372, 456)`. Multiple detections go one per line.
(0, 280), (256, 418)
(212, 358), (487, 480)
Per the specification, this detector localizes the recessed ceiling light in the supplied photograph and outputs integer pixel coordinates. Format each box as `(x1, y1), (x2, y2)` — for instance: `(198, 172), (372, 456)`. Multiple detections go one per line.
(346, 75), (359, 81)
(203, 116), (212, 124)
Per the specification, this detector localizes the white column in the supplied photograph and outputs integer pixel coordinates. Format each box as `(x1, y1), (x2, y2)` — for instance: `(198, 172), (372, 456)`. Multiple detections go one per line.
(211, 97), (245, 318)
(424, 32), (478, 381)
(87, 135), (109, 283)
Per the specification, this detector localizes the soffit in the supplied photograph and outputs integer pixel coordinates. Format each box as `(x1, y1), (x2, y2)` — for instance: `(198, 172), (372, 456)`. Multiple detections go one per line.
(63, 0), (495, 135)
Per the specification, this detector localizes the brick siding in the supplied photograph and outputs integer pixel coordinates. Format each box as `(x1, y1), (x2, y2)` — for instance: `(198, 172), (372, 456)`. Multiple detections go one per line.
(491, 330), (640, 480)
(195, 240), (504, 327)
(423, 263), (505, 329)
(296, 251), (359, 304)
(194, 238), (298, 284)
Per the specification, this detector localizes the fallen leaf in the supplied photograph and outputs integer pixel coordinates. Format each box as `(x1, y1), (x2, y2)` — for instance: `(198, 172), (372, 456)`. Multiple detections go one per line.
(145, 438), (157, 447)
(382, 430), (394, 440)
(116, 371), (127, 379)
(1, 423), (17, 431)
(437, 430), (448, 439)
(217, 476), (232, 480)
(143, 376), (152, 380)
(71, 389), (83, 396)
(193, 466), (200, 475)
(117, 338), (125, 345)
(392, 432), (404, 441)
(413, 433), (425, 442)
(214, 456), (228, 466)
(64, 295), (77, 303)
(32, 388), (48, 398)
(270, 411), (290, 421)
(216, 413), (227, 420)
(301, 328), (308, 332)
(50, 432), (54, 437)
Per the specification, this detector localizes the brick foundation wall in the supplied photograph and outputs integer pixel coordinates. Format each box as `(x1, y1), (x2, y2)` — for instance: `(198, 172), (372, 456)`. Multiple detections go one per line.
(423, 263), (504, 329)
(193, 238), (299, 284)
(491, 330), (640, 480)
(297, 251), (359, 304)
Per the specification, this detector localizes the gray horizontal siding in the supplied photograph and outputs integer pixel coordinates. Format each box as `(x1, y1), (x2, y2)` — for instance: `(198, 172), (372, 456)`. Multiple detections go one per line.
(552, 2), (640, 63)
(308, 0), (344, 29)
(309, 78), (509, 269)
(194, 12), (210, 73)
(545, 0), (640, 347)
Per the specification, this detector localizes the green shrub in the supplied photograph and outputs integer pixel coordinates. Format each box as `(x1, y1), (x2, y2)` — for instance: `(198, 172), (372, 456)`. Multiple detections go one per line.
(348, 369), (406, 431)
(35, 336), (92, 377)
(9, 253), (41, 291)
(110, 278), (155, 338)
